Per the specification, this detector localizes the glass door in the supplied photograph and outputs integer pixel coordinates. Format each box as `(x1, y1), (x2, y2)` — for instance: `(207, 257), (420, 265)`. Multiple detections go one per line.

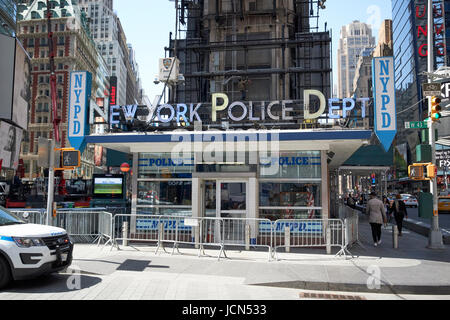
(218, 181), (247, 243)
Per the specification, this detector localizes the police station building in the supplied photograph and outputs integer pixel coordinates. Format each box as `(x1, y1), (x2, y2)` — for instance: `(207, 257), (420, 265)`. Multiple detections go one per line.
(82, 89), (376, 223)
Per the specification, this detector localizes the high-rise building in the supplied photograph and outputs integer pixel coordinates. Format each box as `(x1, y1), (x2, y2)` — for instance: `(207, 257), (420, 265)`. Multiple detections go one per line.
(392, 0), (449, 177)
(79, 0), (142, 106)
(0, 0), (16, 36)
(17, 0), (99, 179)
(337, 21), (375, 98)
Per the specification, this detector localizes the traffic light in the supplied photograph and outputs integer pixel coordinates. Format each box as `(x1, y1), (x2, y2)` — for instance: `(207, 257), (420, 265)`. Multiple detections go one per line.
(430, 96), (442, 122)
(409, 164), (425, 180)
(61, 150), (80, 168)
(426, 164), (437, 179)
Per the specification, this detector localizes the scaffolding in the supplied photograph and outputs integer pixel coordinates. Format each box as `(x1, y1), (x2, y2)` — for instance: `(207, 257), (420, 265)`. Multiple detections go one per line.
(162, 0), (332, 130)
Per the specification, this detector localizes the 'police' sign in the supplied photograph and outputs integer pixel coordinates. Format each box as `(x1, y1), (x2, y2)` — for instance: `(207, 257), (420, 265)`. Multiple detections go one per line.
(68, 71), (92, 153)
(372, 57), (397, 152)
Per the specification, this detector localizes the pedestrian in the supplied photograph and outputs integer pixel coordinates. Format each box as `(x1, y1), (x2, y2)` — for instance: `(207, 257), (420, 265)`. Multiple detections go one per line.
(390, 194), (408, 236)
(367, 192), (387, 247)
(382, 196), (392, 223)
(347, 194), (355, 208)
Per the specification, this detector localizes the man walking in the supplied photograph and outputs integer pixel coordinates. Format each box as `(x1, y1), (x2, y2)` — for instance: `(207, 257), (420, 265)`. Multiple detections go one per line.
(367, 192), (387, 247)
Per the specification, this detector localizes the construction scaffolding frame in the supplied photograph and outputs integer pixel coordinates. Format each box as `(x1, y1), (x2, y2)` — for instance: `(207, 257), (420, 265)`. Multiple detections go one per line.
(163, 0), (331, 130)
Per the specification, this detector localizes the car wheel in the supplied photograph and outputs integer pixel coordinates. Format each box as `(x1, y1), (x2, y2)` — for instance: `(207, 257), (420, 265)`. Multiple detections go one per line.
(0, 256), (12, 289)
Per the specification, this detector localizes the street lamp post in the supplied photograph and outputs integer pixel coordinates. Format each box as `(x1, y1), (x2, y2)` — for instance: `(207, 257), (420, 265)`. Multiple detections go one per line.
(427, 0), (444, 249)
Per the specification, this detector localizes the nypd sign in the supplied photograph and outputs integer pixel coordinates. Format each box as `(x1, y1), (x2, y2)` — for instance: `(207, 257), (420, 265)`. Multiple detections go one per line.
(372, 57), (397, 152)
(68, 71), (92, 152)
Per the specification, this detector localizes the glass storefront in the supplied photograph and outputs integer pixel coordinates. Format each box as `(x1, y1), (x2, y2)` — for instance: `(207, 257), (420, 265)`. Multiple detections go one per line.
(136, 151), (323, 220)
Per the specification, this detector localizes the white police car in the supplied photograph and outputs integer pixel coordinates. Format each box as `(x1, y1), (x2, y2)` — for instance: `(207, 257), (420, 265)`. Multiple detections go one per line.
(0, 207), (73, 288)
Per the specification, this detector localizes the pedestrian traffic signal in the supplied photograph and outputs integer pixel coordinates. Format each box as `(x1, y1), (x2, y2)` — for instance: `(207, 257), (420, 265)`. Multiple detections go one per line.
(430, 96), (442, 122)
(409, 164), (425, 180)
(61, 150), (80, 168)
(426, 164), (437, 179)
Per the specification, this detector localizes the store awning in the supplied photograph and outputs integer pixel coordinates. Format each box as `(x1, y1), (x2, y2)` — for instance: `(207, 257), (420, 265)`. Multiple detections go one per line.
(85, 129), (372, 168)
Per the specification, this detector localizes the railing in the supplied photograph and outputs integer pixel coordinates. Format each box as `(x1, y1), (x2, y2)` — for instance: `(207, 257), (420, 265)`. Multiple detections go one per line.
(11, 209), (46, 225)
(272, 219), (346, 260)
(10, 208), (358, 261)
(112, 215), (349, 261)
(11, 208), (113, 245)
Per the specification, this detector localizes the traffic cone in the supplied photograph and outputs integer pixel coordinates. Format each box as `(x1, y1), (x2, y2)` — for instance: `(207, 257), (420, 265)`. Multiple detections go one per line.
(207, 228), (212, 242)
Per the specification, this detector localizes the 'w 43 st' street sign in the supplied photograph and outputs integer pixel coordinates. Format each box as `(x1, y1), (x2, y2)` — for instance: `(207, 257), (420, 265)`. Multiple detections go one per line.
(405, 121), (429, 129)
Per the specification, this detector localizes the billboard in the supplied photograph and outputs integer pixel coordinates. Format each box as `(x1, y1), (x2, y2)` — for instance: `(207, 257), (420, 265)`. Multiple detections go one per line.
(0, 121), (23, 170)
(12, 40), (31, 130)
(0, 34), (30, 131)
(0, 34), (15, 123)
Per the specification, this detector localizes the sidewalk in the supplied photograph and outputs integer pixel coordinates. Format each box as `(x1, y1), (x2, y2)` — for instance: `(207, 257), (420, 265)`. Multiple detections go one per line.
(64, 215), (450, 296)
(2, 212), (450, 300)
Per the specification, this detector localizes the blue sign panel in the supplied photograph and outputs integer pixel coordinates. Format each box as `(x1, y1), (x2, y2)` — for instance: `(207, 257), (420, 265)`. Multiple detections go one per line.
(259, 220), (323, 234)
(68, 71), (92, 153)
(372, 57), (397, 152)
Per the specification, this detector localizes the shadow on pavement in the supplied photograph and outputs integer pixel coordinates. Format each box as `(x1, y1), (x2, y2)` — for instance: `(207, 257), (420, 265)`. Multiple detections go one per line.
(2, 274), (102, 294)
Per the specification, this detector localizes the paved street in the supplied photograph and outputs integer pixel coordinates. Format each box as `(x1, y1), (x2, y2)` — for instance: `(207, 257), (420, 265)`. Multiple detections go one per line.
(406, 207), (450, 231)
(2, 212), (450, 301)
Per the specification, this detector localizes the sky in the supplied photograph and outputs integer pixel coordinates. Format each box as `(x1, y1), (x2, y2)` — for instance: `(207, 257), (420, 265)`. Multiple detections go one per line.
(115, 0), (393, 102)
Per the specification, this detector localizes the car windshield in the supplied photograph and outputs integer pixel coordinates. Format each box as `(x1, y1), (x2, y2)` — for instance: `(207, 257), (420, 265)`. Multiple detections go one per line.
(0, 207), (25, 226)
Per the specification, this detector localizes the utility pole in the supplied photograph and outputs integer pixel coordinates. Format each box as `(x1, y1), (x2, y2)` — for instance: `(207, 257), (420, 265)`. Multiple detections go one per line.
(45, 0), (61, 225)
(427, 0), (444, 249)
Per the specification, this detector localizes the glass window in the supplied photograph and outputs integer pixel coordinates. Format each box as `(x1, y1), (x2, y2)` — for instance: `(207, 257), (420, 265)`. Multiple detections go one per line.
(138, 153), (194, 178)
(260, 209), (322, 221)
(137, 181), (192, 206)
(260, 151), (321, 178)
(259, 183), (321, 208)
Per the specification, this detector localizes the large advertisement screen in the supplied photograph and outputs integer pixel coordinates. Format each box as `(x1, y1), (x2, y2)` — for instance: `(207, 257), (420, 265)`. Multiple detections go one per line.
(93, 177), (123, 195)
(13, 40), (31, 130)
(0, 34), (30, 131)
(0, 121), (23, 170)
(0, 34), (15, 122)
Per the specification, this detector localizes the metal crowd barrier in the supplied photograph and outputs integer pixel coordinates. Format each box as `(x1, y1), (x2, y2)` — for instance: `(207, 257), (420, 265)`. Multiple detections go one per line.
(52, 210), (113, 244)
(342, 206), (365, 256)
(113, 214), (160, 250)
(10, 207), (358, 261)
(11, 209), (46, 225)
(272, 219), (346, 260)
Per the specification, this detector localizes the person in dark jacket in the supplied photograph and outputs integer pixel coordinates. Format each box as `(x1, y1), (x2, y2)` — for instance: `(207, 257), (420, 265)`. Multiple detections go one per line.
(389, 194), (408, 236)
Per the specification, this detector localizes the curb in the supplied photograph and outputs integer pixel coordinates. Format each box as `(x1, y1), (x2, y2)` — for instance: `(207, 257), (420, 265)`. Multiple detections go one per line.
(403, 219), (450, 245)
(252, 280), (450, 295)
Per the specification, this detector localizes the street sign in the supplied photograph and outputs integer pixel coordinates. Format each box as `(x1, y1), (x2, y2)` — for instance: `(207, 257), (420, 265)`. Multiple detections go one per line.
(405, 121), (429, 129)
(61, 150), (80, 168)
(423, 83), (442, 97)
(372, 57), (397, 152)
(68, 71), (92, 153)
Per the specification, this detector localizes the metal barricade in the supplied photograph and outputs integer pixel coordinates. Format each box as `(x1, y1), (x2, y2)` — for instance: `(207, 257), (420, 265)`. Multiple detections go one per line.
(113, 214), (161, 250)
(198, 217), (225, 260)
(54, 210), (112, 244)
(272, 219), (345, 260)
(157, 216), (197, 255)
(220, 218), (273, 261)
(11, 209), (46, 225)
(340, 207), (364, 257)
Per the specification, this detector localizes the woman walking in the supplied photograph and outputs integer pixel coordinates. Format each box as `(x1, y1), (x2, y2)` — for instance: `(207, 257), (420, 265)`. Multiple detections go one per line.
(367, 192), (387, 247)
(390, 194), (408, 236)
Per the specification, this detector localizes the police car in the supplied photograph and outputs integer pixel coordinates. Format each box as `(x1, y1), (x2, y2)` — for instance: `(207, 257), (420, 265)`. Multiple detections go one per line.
(0, 207), (73, 288)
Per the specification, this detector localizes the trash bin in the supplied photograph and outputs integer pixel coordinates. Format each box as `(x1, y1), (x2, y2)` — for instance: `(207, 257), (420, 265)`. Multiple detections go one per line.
(419, 192), (433, 219)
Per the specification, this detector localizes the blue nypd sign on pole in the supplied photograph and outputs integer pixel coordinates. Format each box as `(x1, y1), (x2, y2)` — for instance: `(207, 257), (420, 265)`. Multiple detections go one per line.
(372, 57), (397, 152)
(68, 71), (92, 153)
